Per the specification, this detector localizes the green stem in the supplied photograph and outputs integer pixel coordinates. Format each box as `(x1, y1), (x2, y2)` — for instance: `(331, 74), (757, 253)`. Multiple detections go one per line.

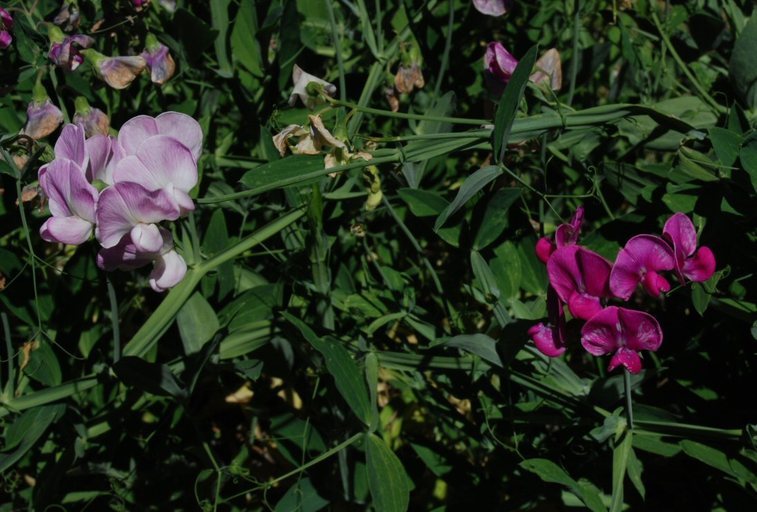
(325, 0), (347, 101)
(335, 97), (487, 125)
(651, 10), (725, 114)
(1, 312), (11, 396)
(624, 369), (634, 429)
(107, 277), (121, 363)
(434, 0), (454, 98)
(567, 0), (581, 105)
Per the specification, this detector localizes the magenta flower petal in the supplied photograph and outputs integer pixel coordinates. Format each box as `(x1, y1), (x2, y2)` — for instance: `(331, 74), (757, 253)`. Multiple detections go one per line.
(95, 182), (179, 248)
(149, 250), (187, 292)
(0, 30), (12, 49)
(548, 245), (611, 320)
(535, 236), (555, 264)
(473, 0), (512, 17)
(641, 270), (671, 298)
(38, 159), (97, 221)
(608, 348), (642, 374)
(529, 323), (566, 357)
(610, 234), (675, 300)
(663, 212), (697, 260)
(485, 42), (518, 83)
(555, 206), (584, 248)
(682, 246), (716, 282)
(581, 306), (662, 374)
(40, 216), (93, 245)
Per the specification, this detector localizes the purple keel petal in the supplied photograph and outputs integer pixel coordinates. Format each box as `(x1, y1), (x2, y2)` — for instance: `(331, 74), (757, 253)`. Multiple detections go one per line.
(535, 236), (555, 264)
(149, 250), (187, 292)
(528, 323), (566, 357)
(40, 216), (93, 245)
(130, 223), (165, 253)
(95, 182), (180, 248)
(156, 112), (203, 161)
(568, 292), (603, 321)
(608, 348), (642, 374)
(610, 235), (675, 300)
(682, 246), (716, 282)
(641, 271), (671, 298)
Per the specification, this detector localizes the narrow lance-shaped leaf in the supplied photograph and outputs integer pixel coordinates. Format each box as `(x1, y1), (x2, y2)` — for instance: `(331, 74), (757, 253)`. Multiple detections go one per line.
(494, 45), (539, 162)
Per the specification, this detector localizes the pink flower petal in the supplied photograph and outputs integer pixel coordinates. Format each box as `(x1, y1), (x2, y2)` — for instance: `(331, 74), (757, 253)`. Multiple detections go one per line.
(473, 0), (512, 17)
(663, 212), (697, 260)
(131, 135), (198, 193)
(149, 250), (187, 292)
(547, 245), (581, 305)
(85, 135), (112, 183)
(130, 223), (165, 253)
(528, 323), (566, 357)
(54, 124), (88, 169)
(581, 306), (621, 356)
(38, 158), (97, 221)
(568, 292), (603, 320)
(617, 307), (663, 352)
(610, 235), (675, 300)
(40, 216), (93, 245)
(555, 206), (584, 247)
(95, 182), (180, 248)
(535, 236), (555, 264)
(608, 347), (642, 374)
(97, 227), (173, 271)
(118, 115), (159, 155)
(683, 246), (716, 282)
(485, 42), (518, 83)
(576, 248), (612, 298)
(641, 271), (671, 297)
(155, 112), (203, 161)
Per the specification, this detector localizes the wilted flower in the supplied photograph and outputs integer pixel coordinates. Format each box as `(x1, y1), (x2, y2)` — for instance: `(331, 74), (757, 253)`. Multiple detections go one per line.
(581, 306), (663, 374)
(547, 245), (612, 320)
(141, 34), (176, 85)
(38, 158), (98, 245)
(73, 97), (110, 137)
(530, 48), (563, 91)
(289, 64), (337, 109)
(395, 63), (425, 94)
(83, 49), (146, 89)
(662, 213), (716, 284)
(53, 2), (80, 31)
(610, 235), (675, 300)
(485, 42), (518, 84)
(472, 0), (513, 16)
(23, 83), (64, 140)
(1, 7), (12, 49)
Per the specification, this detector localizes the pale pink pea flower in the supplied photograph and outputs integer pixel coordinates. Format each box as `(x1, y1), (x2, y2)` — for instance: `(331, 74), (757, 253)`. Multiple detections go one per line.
(472, 0), (513, 17)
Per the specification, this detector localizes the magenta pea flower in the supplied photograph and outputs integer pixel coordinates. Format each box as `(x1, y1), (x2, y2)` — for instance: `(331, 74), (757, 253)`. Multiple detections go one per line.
(547, 245), (612, 320)
(472, 0), (513, 17)
(141, 34), (176, 85)
(662, 213), (716, 284)
(610, 235), (675, 300)
(484, 42), (518, 84)
(535, 206), (584, 264)
(581, 306), (663, 374)
(95, 182), (180, 252)
(97, 226), (187, 293)
(528, 287), (567, 357)
(1, 7), (13, 49)
(38, 159), (98, 245)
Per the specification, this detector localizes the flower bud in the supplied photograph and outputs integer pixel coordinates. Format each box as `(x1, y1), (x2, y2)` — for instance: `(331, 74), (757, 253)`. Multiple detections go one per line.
(1, 7), (13, 49)
(484, 42), (518, 84)
(141, 34), (176, 85)
(83, 49), (146, 89)
(48, 26), (93, 71)
(22, 83), (63, 140)
(73, 97), (110, 137)
(53, 2), (80, 31)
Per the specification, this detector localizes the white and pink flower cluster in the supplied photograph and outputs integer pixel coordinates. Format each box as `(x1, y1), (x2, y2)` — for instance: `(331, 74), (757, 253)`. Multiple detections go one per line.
(38, 112), (202, 292)
(529, 208), (716, 374)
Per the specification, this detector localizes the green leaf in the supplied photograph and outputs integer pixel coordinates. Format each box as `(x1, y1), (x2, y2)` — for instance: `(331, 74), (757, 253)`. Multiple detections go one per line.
(397, 188), (449, 217)
(709, 127), (741, 168)
(493, 45), (539, 162)
(473, 187), (521, 250)
(680, 440), (740, 479)
(610, 430), (632, 512)
(470, 250), (501, 301)
(691, 283), (712, 316)
(520, 458), (606, 512)
(365, 433), (411, 512)
(0, 404), (65, 472)
(210, 0), (233, 76)
(435, 166), (503, 231)
(176, 292), (220, 355)
(739, 136), (757, 190)
(365, 352), (380, 432)
(284, 313), (372, 425)
(490, 241), (521, 300)
(626, 446), (645, 499)
(239, 155), (324, 190)
(231, 0), (264, 77)
(275, 477), (329, 512)
(113, 357), (187, 399)
(729, 15), (757, 108)
(444, 334), (502, 367)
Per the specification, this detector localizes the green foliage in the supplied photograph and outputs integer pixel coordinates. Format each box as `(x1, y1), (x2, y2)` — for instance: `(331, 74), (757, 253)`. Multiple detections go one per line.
(0, 0), (756, 510)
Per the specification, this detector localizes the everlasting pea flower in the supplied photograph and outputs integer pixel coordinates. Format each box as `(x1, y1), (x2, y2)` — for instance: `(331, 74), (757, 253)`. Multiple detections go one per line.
(663, 213), (716, 283)
(289, 64), (337, 109)
(1, 7), (12, 49)
(23, 99), (64, 140)
(49, 123), (112, 183)
(73, 97), (110, 137)
(38, 159), (98, 245)
(48, 26), (93, 71)
(117, 111), (203, 161)
(547, 245), (612, 320)
(581, 306), (663, 374)
(53, 2), (80, 31)
(472, 0), (513, 16)
(535, 206), (584, 264)
(95, 181), (180, 252)
(528, 287), (567, 357)
(83, 49), (146, 89)
(97, 226), (187, 293)
(610, 235), (675, 300)
(141, 34), (176, 85)
(484, 42), (518, 84)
